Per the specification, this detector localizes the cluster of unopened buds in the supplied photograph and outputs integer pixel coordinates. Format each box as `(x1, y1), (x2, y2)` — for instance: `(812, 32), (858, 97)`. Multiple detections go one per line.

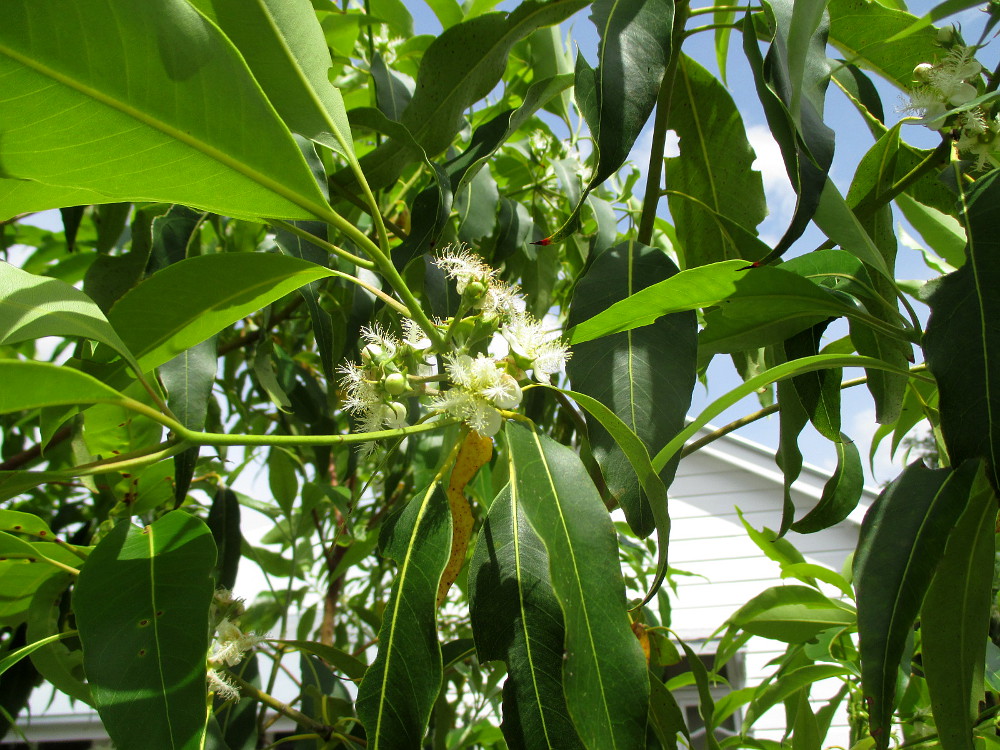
(906, 40), (999, 169)
(338, 245), (571, 451)
(206, 588), (262, 701)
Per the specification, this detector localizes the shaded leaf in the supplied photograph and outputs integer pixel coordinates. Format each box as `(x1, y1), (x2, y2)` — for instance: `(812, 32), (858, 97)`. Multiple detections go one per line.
(665, 54), (767, 268)
(921, 464), (996, 750)
(75, 512), (216, 750)
(853, 460), (980, 748)
(356, 482), (451, 748)
(469, 483), (585, 750)
(924, 170), (1000, 489)
(567, 241), (695, 539)
(792, 433), (864, 533)
(505, 423), (648, 749)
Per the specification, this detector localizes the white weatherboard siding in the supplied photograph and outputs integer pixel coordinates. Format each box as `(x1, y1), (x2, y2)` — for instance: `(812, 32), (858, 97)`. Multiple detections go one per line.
(666, 430), (873, 745)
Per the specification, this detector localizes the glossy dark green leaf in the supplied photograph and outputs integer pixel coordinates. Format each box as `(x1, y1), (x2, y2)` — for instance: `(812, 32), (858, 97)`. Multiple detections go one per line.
(275, 639), (367, 682)
(648, 670), (687, 750)
(742, 7), (834, 259)
(468, 483), (585, 750)
(108, 253), (338, 374)
(665, 54), (766, 268)
(372, 52), (414, 121)
(853, 460), (980, 749)
(192, 0), (356, 160)
(921, 463), (995, 750)
(272, 221), (337, 382)
(677, 639), (721, 750)
(0, 0), (330, 222)
(792, 433), (863, 533)
(567, 241), (695, 539)
(924, 171), (1000, 489)
(356, 482), (451, 748)
(505, 423), (648, 749)
(785, 322), (841, 442)
(456, 166), (499, 243)
(728, 585), (856, 643)
(828, 0), (941, 89)
(775, 367), (810, 538)
(75, 512), (216, 750)
(586, 0), (674, 188)
(697, 266), (869, 357)
(207, 487), (242, 591)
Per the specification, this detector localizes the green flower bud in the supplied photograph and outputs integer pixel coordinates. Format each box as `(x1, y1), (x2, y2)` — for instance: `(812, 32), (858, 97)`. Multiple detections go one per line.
(383, 372), (408, 396)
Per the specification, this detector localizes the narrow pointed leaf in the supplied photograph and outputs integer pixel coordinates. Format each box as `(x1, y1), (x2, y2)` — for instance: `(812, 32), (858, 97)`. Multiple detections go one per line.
(665, 54), (766, 268)
(853, 460), (980, 749)
(924, 171), (1000, 489)
(567, 240), (695, 540)
(356, 482), (451, 748)
(75, 511), (217, 750)
(161, 337), (217, 501)
(505, 423), (648, 749)
(468, 484), (585, 750)
(921, 464), (996, 750)
(792, 433), (864, 533)
(728, 585), (855, 643)
(0, 0), (330, 222)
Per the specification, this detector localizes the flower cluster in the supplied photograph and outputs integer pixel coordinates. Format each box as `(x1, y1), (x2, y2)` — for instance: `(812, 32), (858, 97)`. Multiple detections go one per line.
(337, 245), (571, 447)
(906, 44), (998, 169)
(206, 589), (262, 702)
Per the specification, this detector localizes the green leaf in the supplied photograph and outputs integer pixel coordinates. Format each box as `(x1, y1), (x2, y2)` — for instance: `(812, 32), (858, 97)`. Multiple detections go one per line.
(586, 0), (674, 188)
(743, 664), (852, 728)
(0, 543), (82, 629)
(895, 193), (966, 269)
(0, 263), (139, 372)
(356, 482), (452, 748)
(27, 574), (93, 707)
(505, 423), (648, 749)
(853, 460), (980, 749)
(355, 0), (587, 188)
(827, 0), (948, 81)
(665, 54), (767, 268)
(651, 353), (912, 474)
(697, 267), (865, 357)
(193, 0), (356, 160)
(0, 361), (126, 414)
(792, 433), (864, 533)
(648, 670), (687, 750)
(924, 170), (1000, 489)
(160, 337), (217, 501)
(108, 252), (338, 374)
(206, 487), (242, 591)
(0, 0), (330, 222)
(567, 240), (695, 540)
(468, 483), (585, 750)
(273, 640), (367, 682)
(0, 631), (76, 679)
(75, 511), (217, 750)
(728, 585), (856, 643)
(921, 464), (995, 750)
(677, 639), (722, 750)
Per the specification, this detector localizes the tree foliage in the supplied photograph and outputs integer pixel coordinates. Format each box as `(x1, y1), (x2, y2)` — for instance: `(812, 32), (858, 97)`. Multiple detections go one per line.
(1, 0), (1000, 747)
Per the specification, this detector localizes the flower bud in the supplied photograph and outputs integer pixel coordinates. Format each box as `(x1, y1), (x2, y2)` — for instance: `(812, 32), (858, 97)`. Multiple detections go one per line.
(913, 63), (934, 83)
(383, 372), (408, 396)
(463, 279), (488, 304)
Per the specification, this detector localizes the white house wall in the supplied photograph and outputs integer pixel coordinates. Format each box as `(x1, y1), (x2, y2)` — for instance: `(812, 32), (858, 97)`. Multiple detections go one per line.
(666, 433), (871, 746)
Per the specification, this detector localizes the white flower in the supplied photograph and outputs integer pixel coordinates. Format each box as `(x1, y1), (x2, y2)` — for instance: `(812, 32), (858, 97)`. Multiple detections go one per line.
(209, 619), (262, 668)
(434, 389), (503, 437)
(434, 246), (495, 293)
(501, 313), (571, 384)
(360, 323), (399, 363)
(957, 112), (1000, 170)
(905, 46), (984, 125)
(208, 668), (241, 702)
(480, 279), (526, 319)
(401, 317), (432, 351)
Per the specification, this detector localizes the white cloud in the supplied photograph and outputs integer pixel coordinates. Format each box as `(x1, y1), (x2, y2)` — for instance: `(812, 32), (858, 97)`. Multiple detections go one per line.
(746, 124), (797, 239)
